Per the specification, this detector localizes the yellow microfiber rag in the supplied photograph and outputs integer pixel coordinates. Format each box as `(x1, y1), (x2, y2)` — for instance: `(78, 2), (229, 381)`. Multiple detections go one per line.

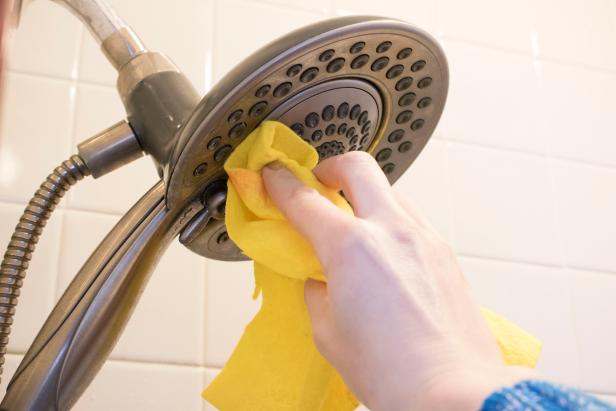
(202, 121), (542, 411)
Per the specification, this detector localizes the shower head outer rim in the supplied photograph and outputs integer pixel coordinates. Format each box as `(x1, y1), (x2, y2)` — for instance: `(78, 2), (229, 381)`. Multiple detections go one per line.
(166, 15), (448, 208)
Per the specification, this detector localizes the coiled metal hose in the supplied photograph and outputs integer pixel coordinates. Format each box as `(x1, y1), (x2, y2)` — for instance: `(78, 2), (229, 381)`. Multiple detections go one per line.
(0, 155), (90, 384)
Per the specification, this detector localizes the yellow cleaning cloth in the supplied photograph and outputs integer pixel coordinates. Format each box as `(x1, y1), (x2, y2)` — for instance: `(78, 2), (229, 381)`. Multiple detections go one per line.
(202, 121), (542, 411)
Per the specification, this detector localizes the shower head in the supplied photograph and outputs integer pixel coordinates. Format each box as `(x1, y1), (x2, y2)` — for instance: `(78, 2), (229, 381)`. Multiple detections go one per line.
(166, 15), (449, 260)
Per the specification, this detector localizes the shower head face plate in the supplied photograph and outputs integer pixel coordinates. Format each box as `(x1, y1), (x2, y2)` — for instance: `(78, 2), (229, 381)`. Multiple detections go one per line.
(167, 16), (448, 260)
(265, 79), (383, 159)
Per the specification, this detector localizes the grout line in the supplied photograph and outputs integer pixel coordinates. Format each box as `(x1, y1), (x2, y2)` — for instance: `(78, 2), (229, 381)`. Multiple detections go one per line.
(445, 139), (616, 172)
(547, 156), (616, 173)
(6, 68), (116, 89)
(49, 25), (86, 305)
(456, 253), (563, 270)
(5, 347), (214, 370)
(440, 36), (616, 77)
(0, 198), (126, 218)
(106, 356), (209, 370)
(458, 253), (616, 276)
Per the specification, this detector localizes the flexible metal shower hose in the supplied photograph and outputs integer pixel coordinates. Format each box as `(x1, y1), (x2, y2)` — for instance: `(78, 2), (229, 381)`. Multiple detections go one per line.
(0, 155), (90, 384)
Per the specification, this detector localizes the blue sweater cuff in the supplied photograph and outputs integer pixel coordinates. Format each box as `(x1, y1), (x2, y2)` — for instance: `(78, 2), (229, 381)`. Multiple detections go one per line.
(481, 380), (615, 410)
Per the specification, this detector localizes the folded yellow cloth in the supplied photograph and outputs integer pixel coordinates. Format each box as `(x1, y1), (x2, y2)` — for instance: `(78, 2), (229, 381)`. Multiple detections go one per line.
(202, 121), (542, 411)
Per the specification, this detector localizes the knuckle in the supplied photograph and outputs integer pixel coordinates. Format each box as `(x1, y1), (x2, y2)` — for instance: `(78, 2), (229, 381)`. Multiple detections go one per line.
(336, 221), (371, 254)
(424, 230), (454, 256)
(339, 150), (378, 170)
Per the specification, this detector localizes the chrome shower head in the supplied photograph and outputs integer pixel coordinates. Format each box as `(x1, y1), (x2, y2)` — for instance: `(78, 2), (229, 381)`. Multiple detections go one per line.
(166, 15), (449, 260)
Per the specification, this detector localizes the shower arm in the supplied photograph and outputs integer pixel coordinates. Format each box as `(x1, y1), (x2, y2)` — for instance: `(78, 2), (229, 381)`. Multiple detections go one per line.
(1, 0), (207, 408)
(50, 0), (145, 70)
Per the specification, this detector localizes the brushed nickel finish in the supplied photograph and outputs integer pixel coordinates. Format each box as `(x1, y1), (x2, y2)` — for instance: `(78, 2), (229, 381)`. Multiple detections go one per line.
(1, 182), (201, 410)
(77, 120), (143, 178)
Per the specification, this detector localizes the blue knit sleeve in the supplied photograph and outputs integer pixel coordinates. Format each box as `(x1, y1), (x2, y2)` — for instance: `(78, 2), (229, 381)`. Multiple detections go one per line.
(481, 380), (615, 410)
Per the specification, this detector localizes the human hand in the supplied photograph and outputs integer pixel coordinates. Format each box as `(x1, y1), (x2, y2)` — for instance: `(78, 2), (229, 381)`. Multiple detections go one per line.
(262, 152), (537, 411)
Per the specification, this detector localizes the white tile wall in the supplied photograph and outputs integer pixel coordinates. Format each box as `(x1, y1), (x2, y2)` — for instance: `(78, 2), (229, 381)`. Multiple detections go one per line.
(1, 0), (615, 409)
(436, 0), (537, 53)
(459, 257), (579, 386)
(448, 143), (560, 265)
(333, 0), (437, 33)
(570, 269), (616, 393)
(438, 41), (547, 154)
(552, 160), (616, 273)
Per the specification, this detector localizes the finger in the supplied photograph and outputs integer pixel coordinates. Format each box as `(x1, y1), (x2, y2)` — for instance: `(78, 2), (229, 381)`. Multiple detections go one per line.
(313, 151), (399, 218)
(262, 163), (353, 253)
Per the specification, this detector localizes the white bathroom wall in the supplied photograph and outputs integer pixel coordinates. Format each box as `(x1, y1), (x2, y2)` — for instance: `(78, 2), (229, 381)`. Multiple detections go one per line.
(1, 0), (615, 409)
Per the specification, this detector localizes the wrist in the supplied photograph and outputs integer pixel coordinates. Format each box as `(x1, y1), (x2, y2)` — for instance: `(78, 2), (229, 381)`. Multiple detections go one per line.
(415, 364), (539, 411)
(370, 363), (538, 411)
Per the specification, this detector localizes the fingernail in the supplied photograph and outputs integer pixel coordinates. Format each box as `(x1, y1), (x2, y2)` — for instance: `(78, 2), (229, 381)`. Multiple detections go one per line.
(264, 160), (285, 171)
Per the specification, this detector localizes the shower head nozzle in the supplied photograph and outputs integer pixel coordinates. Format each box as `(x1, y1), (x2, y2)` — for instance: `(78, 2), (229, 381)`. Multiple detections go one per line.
(167, 15), (449, 260)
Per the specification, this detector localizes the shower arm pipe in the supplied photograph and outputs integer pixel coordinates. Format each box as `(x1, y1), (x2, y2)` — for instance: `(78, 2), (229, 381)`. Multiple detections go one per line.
(50, 0), (147, 70)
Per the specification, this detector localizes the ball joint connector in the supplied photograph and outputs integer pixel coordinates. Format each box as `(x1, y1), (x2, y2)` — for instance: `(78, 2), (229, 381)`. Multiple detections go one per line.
(179, 181), (228, 245)
(178, 181), (245, 261)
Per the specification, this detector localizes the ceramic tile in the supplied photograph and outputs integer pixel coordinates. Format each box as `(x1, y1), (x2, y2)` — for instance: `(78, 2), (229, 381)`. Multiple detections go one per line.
(438, 41), (545, 154)
(7, 1), (82, 79)
(203, 368), (220, 411)
(214, 0), (323, 82)
(78, 0), (212, 94)
(259, 0), (330, 14)
(110, 240), (206, 365)
(74, 360), (203, 411)
(459, 257), (580, 385)
(0, 73), (74, 203)
(538, 61), (616, 167)
(436, 0), (536, 53)
(0, 354), (23, 395)
(333, 0), (437, 33)
(203, 260), (260, 367)
(533, 0), (616, 71)
(58, 210), (207, 365)
(552, 160), (616, 273)
(448, 144), (559, 265)
(393, 139), (452, 242)
(569, 269), (616, 392)
(56, 210), (120, 298)
(67, 84), (159, 214)
(0, 203), (61, 353)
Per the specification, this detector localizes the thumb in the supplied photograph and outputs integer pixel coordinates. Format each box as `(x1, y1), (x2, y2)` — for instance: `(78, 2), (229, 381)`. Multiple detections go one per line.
(304, 278), (329, 323)
(304, 279), (336, 355)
